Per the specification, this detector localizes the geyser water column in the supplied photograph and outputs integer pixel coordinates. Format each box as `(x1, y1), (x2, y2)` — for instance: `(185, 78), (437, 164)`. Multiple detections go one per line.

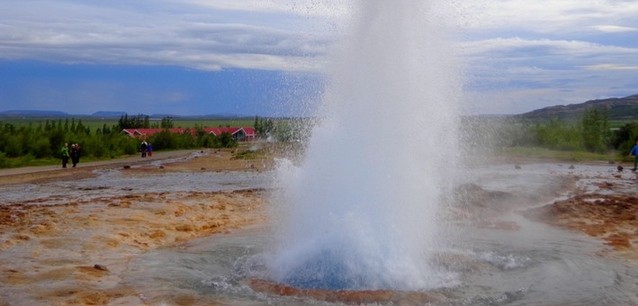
(269, 0), (462, 291)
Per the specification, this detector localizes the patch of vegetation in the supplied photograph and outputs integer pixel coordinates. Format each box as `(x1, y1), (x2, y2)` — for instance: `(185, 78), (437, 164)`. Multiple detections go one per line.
(466, 107), (637, 162)
(0, 120), (241, 169)
(233, 148), (266, 160)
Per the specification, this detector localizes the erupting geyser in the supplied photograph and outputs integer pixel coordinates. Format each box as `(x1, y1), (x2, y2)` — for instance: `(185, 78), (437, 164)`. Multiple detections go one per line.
(269, 0), (462, 291)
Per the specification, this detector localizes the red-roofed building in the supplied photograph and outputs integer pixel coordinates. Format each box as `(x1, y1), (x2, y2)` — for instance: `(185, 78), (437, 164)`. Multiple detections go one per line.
(203, 127), (255, 141)
(122, 127), (255, 141)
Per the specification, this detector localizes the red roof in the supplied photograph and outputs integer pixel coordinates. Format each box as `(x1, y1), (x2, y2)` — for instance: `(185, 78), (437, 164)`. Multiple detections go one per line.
(122, 128), (188, 137)
(122, 127), (255, 139)
(203, 127), (254, 137)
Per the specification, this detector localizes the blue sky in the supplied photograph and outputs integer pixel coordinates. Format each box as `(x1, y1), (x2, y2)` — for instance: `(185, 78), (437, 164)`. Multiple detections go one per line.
(0, 0), (637, 116)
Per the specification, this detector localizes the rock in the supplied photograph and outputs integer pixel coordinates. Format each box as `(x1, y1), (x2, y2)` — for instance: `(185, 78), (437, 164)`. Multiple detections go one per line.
(123, 165), (131, 169)
(93, 264), (109, 271)
(159, 165), (164, 169)
(568, 165), (575, 169)
(514, 164), (521, 169)
(617, 165), (624, 172)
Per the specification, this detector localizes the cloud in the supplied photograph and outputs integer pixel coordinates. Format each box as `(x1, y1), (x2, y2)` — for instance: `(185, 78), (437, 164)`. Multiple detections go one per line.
(0, 0), (335, 72)
(458, 0), (638, 34)
(584, 64), (638, 71)
(1, 0), (637, 115)
(591, 25), (638, 33)
(463, 37), (637, 60)
(460, 34), (638, 114)
(182, 0), (350, 18)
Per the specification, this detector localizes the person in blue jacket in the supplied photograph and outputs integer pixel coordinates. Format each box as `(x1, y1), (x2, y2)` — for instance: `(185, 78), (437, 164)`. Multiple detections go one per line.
(630, 140), (638, 171)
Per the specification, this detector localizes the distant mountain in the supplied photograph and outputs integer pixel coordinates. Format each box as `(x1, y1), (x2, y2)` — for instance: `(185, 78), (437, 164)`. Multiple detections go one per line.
(150, 113), (182, 119)
(0, 110), (70, 117)
(91, 111), (127, 118)
(518, 94), (638, 121)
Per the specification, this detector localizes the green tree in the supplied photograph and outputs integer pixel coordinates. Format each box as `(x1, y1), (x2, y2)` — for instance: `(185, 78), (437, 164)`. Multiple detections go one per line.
(611, 122), (638, 153)
(32, 138), (52, 158)
(218, 132), (237, 148)
(160, 116), (174, 129)
(149, 130), (175, 151)
(532, 119), (581, 150)
(581, 108), (610, 153)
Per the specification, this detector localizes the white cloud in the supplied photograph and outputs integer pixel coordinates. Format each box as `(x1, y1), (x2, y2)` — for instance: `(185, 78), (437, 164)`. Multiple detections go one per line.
(592, 25), (638, 33)
(458, 0), (638, 34)
(462, 37), (637, 58)
(1, 0), (637, 114)
(182, 0), (350, 18)
(584, 64), (638, 71)
(0, 0), (336, 71)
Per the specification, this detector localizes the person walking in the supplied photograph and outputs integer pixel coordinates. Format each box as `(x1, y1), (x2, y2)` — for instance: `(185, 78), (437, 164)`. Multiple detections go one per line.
(147, 142), (153, 157)
(630, 140), (638, 171)
(140, 140), (148, 158)
(60, 143), (70, 168)
(70, 143), (81, 167)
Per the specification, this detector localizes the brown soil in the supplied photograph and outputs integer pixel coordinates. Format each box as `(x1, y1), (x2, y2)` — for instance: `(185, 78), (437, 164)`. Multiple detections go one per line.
(525, 193), (638, 261)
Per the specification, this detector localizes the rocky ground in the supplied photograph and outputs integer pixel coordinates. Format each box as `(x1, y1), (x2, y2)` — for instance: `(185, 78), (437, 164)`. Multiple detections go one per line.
(0, 146), (273, 305)
(0, 148), (636, 305)
(523, 169), (638, 262)
(451, 161), (638, 263)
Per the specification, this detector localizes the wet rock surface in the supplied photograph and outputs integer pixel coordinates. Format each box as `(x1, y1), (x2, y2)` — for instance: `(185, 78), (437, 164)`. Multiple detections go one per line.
(526, 193), (638, 259)
(0, 149), (269, 305)
(1, 152), (637, 305)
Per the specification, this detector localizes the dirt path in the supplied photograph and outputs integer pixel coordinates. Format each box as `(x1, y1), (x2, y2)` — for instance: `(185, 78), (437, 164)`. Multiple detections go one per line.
(0, 150), (197, 185)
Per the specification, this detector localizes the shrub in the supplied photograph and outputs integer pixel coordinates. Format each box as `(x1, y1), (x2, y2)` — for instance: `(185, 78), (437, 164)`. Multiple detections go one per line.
(32, 138), (52, 158)
(4, 137), (22, 157)
(0, 152), (9, 168)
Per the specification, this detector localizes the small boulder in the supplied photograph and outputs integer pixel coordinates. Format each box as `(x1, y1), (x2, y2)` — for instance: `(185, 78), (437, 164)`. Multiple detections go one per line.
(93, 264), (109, 271)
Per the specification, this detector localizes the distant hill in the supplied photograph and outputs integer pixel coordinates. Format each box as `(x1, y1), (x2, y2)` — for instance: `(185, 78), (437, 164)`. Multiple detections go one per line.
(91, 111), (127, 118)
(518, 94), (638, 121)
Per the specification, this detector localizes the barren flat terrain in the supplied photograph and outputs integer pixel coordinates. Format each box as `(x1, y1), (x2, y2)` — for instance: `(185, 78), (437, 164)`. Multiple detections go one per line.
(0, 148), (636, 305)
(0, 147), (273, 305)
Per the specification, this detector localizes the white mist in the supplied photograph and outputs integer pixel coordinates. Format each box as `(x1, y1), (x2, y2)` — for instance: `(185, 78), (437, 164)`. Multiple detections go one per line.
(270, 0), (462, 290)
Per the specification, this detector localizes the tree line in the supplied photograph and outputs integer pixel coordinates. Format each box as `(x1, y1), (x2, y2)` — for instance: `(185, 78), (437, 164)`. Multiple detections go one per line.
(3, 109), (634, 168)
(0, 118), (237, 168)
(118, 114), (174, 129)
(476, 108), (638, 154)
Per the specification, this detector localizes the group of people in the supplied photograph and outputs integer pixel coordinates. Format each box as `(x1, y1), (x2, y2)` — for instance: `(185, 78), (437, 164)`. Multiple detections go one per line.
(140, 140), (153, 158)
(60, 143), (81, 168)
